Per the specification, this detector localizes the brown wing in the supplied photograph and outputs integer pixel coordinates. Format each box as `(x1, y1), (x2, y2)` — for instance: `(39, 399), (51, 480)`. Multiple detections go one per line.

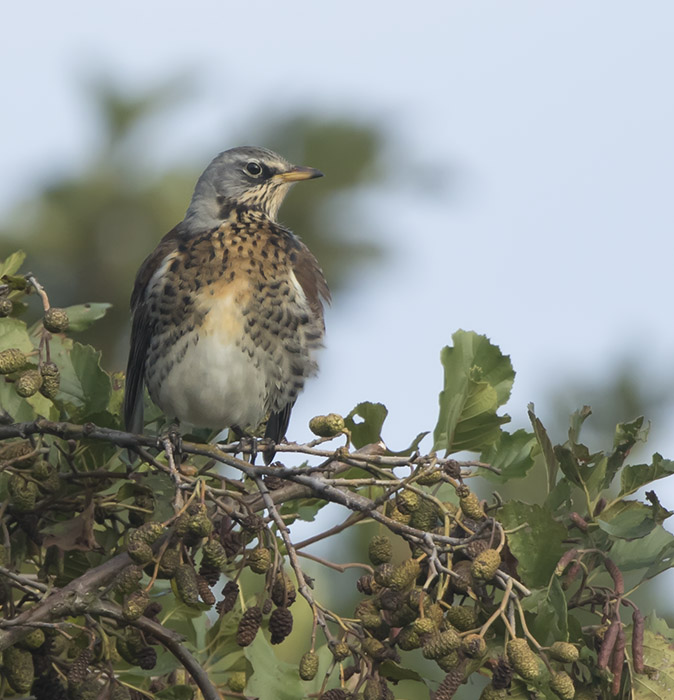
(291, 239), (331, 327)
(123, 224), (184, 434)
(264, 238), (330, 461)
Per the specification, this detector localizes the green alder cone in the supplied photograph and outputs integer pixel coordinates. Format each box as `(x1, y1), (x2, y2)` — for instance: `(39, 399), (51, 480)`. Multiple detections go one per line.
(173, 564), (201, 607)
(331, 641), (350, 661)
(228, 672), (247, 692)
(0, 298), (13, 316)
(299, 651), (319, 680)
(445, 605), (479, 631)
(3, 646), (34, 694)
(0, 348), (28, 374)
(506, 638), (540, 680)
(8, 473), (39, 511)
(368, 535), (393, 565)
(471, 549), (501, 581)
(122, 589), (150, 621)
(18, 628), (45, 650)
(548, 641), (579, 663)
(248, 547), (272, 574)
(308, 413), (345, 437)
(43, 307), (70, 332)
(549, 672), (575, 700)
(202, 540), (228, 569)
(15, 369), (43, 397)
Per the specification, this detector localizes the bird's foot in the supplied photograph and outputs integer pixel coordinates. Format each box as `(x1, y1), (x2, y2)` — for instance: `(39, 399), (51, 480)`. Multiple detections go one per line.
(167, 422), (183, 463)
(231, 426), (258, 464)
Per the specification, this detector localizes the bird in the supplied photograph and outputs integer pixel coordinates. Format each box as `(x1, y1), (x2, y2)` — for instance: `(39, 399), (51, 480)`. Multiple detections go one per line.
(123, 146), (330, 462)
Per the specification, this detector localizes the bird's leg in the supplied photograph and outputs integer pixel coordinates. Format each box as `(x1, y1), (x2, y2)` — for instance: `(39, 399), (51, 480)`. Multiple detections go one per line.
(231, 425), (258, 465)
(168, 421), (183, 467)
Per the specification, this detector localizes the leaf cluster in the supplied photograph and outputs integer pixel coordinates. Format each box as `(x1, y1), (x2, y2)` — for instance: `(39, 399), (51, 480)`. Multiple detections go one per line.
(0, 253), (673, 700)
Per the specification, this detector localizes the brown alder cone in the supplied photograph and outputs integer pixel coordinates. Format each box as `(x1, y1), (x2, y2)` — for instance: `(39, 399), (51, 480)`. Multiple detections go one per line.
(269, 606), (294, 644)
(433, 663), (466, 700)
(236, 606), (262, 646)
(217, 580), (239, 615)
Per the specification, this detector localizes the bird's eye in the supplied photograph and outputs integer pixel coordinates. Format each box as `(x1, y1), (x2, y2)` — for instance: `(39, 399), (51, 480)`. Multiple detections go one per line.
(245, 161), (262, 177)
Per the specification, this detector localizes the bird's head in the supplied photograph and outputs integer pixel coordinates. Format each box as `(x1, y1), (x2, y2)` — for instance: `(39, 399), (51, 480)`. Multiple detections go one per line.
(185, 146), (323, 228)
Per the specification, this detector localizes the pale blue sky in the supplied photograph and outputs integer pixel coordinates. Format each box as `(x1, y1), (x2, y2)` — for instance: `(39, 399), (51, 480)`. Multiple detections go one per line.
(2, 1), (674, 466)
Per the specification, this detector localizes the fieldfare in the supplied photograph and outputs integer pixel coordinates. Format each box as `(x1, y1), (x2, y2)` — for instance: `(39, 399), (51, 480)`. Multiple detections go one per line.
(123, 146), (330, 461)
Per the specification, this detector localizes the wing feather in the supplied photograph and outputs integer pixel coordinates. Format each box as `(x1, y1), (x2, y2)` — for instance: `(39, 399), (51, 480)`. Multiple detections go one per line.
(123, 224), (185, 433)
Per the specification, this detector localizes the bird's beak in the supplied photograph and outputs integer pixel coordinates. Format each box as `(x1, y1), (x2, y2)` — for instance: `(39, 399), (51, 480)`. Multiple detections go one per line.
(275, 165), (324, 182)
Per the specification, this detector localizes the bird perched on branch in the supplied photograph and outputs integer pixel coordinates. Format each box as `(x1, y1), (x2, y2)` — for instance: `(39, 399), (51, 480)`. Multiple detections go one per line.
(123, 146), (330, 461)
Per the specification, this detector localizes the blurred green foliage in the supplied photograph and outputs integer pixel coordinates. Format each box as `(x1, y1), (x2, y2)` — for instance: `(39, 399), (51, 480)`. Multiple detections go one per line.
(0, 75), (387, 368)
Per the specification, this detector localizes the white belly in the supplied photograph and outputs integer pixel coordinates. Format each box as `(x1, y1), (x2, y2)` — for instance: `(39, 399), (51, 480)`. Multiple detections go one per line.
(151, 332), (268, 430)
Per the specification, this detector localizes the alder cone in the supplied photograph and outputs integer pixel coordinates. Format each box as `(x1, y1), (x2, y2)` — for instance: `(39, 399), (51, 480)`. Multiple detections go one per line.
(434, 666), (465, 700)
(271, 571), (297, 607)
(491, 656), (513, 690)
(236, 606), (262, 646)
(137, 646), (157, 670)
(67, 648), (93, 686)
(320, 690), (349, 700)
(269, 606), (294, 644)
(217, 580), (239, 615)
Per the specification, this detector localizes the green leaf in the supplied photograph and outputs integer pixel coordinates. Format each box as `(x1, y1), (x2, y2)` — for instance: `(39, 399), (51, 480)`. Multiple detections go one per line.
(61, 302), (112, 331)
(480, 429), (537, 482)
(245, 630), (307, 699)
(597, 501), (657, 540)
(597, 416), (648, 491)
(47, 336), (111, 420)
(279, 497), (326, 524)
(631, 614), (674, 699)
(621, 453), (674, 497)
(379, 660), (426, 683)
(609, 525), (674, 573)
(568, 405), (592, 446)
(498, 502), (566, 588)
(433, 331), (514, 454)
(0, 317), (34, 353)
(0, 380), (34, 422)
(388, 431), (429, 456)
(553, 445), (584, 488)
(345, 401), (388, 449)
(528, 404), (558, 491)
(0, 250), (26, 278)
(523, 576), (568, 645)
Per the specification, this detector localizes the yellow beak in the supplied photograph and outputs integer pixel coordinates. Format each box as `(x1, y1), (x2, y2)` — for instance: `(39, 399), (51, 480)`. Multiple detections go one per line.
(275, 165), (324, 182)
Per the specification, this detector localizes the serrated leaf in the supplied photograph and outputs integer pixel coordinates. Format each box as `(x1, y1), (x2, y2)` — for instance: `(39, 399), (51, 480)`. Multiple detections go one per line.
(61, 302), (112, 331)
(597, 501), (656, 540)
(621, 453), (674, 497)
(0, 250), (26, 278)
(47, 335), (111, 420)
(480, 429), (537, 482)
(498, 501), (566, 588)
(345, 401), (387, 449)
(433, 331), (514, 454)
